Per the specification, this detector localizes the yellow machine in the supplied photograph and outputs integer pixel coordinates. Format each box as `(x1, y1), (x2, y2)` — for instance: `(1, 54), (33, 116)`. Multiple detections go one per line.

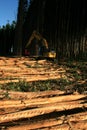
(25, 30), (56, 59)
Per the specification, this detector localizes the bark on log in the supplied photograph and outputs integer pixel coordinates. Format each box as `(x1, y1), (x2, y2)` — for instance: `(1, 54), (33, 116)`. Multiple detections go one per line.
(6, 112), (87, 130)
(7, 118), (63, 130)
(0, 90), (87, 130)
(0, 94), (86, 115)
(0, 94), (86, 106)
(0, 90), (65, 100)
(0, 103), (87, 123)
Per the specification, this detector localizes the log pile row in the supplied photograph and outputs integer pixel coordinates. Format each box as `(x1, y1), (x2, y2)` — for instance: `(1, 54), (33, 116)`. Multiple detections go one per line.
(0, 90), (87, 130)
(0, 57), (62, 84)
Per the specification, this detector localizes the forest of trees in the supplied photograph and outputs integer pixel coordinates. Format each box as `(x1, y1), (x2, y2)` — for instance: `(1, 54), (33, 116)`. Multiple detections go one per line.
(0, 21), (16, 56)
(0, 0), (87, 60)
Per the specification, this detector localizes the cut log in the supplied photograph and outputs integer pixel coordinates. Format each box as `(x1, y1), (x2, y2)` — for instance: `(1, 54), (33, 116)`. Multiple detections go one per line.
(0, 90), (86, 129)
(7, 118), (63, 130)
(0, 90), (65, 100)
(0, 94), (86, 115)
(5, 112), (87, 130)
(0, 94), (86, 106)
(0, 102), (87, 123)
(7, 124), (70, 130)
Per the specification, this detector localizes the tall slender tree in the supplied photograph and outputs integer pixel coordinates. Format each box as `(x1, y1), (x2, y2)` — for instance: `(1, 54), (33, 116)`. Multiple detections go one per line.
(14, 0), (28, 56)
(23, 0), (87, 60)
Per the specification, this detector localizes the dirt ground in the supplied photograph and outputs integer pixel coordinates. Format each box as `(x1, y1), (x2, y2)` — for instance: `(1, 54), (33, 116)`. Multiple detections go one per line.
(0, 56), (87, 129)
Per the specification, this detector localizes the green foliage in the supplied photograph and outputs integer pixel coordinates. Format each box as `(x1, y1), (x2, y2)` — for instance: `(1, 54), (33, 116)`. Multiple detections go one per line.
(0, 79), (71, 92)
(4, 80), (29, 92)
(0, 21), (16, 56)
(3, 91), (10, 99)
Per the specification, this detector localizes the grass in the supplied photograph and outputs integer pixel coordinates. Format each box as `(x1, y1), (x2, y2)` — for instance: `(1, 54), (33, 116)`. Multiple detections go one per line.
(0, 77), (86, 94)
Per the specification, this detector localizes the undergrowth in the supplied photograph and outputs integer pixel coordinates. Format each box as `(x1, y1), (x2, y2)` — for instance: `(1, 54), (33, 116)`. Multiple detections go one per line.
(0, 78), (86, 94)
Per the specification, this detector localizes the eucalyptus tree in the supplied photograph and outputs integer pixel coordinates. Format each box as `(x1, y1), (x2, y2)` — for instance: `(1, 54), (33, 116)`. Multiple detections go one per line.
(23, 0), (87, 60)
(14, 0), (28, 56)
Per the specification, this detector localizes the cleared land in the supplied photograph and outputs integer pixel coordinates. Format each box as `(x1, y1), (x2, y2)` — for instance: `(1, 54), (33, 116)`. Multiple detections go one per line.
(0, 56), (87, 129)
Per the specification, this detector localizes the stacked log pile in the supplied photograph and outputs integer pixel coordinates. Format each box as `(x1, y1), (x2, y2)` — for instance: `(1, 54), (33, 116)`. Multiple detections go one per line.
(0, 57), (63, 84)
(0, 90), (87, 130)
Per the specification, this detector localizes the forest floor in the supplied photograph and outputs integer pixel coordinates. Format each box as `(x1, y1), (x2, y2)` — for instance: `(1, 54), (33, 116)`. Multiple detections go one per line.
(0, 56), (87, 129)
